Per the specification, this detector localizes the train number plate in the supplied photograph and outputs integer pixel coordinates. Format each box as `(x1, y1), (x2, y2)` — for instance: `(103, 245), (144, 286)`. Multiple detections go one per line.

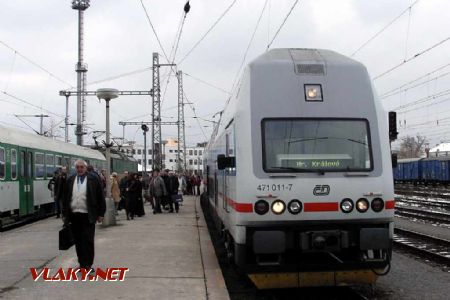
(257, 184), (293, 192)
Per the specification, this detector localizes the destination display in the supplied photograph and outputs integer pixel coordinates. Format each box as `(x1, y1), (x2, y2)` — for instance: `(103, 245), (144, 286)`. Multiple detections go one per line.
(279, 157), (353, 169)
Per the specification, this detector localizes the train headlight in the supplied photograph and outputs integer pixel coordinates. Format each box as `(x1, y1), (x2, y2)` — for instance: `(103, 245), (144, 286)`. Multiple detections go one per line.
(271, 200), (286, 215)
(356, 198), (369, 213)
(371, 198), (384, 212)
(254, 200), (270, 215)
(340, 198), (354, 213)
(288, 199), (302, 214)
(304, 84), (323, 101)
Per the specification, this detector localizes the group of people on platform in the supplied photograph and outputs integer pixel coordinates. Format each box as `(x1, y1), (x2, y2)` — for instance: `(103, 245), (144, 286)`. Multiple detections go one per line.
(49, 165), (204, 220)
(48, 159), (204, 274)
(113, 169), (203, 216)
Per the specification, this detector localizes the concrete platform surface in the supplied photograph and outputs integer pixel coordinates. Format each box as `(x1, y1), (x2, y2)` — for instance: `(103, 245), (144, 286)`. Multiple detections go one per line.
(0, 196), (229, 300)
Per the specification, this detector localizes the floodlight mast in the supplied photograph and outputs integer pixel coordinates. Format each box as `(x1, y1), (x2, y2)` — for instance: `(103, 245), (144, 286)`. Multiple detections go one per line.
(72, 0), (90, 145)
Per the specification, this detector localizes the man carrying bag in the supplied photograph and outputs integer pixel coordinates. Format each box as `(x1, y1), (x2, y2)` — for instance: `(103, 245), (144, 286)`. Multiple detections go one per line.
(61, 159), (106, 272)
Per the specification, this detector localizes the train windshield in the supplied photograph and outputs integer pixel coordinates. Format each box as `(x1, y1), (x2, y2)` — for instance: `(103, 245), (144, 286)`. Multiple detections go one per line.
(262, 119), (373, 173)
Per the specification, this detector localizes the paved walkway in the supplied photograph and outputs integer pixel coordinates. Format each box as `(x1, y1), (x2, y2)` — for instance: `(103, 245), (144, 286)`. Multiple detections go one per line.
(0, 196), (229, 300)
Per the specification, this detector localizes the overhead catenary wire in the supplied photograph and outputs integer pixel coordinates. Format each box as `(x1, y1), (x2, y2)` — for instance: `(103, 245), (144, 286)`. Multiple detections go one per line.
(266, 0), (300, 50)
(380, 70), (450, 100)
(379, 62), (450, 98)
(178, 0), (238, 65)
(230, 0), (269, 94)
(183, 72), (231, 95)
(2, 90), (64, 118)
(373, 36), (450, 80)
(397, 95), (450, 114)
(161, 1), (191, 108)
(350, 0), (421, 57)
(183, 91), (208, 141)
(139, 0), (170, 63)
(392, 88), (450, 110)
(0, 40), (74, 88)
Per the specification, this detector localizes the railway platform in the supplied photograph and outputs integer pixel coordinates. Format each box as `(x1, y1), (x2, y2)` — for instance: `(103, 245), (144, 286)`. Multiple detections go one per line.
(0, 196), (229, 300)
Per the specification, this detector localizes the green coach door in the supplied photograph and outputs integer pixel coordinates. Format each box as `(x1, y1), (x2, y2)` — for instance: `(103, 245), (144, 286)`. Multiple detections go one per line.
(19, 149), (34, 216)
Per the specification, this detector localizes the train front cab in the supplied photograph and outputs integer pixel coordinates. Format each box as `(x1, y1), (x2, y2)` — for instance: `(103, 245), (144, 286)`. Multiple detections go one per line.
(218, 49), (395, 289)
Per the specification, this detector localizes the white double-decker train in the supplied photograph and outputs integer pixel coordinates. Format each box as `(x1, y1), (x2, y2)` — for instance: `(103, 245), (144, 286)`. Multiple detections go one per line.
(202, 48), (397, 289)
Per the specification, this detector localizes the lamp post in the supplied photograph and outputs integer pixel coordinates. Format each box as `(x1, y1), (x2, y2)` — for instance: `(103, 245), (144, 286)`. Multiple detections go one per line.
(96, 88), (119, 226)
(141, 124), (149, 175)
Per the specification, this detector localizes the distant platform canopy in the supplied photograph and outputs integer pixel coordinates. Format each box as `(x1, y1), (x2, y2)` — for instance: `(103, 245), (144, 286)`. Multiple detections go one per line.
(429, 143), (450, 157)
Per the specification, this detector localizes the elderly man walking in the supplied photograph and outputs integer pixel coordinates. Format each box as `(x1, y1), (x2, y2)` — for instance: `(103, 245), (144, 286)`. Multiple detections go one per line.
(62, 159), (106, 272)
(150, 168), (167, 214)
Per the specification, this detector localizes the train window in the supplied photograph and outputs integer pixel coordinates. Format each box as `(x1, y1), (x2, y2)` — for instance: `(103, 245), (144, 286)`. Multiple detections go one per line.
(71, 158), (77, 170)
(64, 157), (70, 168)
(20, 151), (25, 177)
(262, 118), (373, 173)
(0, 147), (5, 180)
(56, 155), (62, 167)
(11, 149), (17, 180)
(46, 154), (55, 178)
(35, 153), (45, 179)
(28, 152), (33, 178)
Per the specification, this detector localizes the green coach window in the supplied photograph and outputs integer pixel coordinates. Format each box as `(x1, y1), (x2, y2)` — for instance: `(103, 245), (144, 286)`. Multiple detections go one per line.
(11, 149), (17, 180)
(35, 153), (45, 179)
(46, 154), (54, 178)
(0, 147), (5, 179)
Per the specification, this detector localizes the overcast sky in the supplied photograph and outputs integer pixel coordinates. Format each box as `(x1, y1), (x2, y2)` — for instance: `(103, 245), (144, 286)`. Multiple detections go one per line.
(1, 0), (449, 148)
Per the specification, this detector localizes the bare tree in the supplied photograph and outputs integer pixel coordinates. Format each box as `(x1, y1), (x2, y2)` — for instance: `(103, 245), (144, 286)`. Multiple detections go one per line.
(398, 135), (428, 158)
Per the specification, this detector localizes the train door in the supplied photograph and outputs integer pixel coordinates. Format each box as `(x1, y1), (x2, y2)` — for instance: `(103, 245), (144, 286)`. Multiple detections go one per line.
(18, 149), (34, 216)
(223, 133), (231, 213)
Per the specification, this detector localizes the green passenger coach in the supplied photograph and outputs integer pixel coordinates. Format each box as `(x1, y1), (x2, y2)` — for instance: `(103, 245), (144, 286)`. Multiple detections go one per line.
(0, 125), (137, 228)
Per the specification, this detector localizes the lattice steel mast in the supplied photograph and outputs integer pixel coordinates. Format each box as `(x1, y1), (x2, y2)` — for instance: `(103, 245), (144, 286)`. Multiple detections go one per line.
(177, 71), (187, 171)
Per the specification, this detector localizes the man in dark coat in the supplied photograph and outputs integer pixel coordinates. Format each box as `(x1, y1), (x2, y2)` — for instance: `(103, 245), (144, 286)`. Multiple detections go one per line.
(48, 169), (60, 218)
(62, 159), (106, 272)
(161, 169), (171, 211)
(55, 167), (68, 221)
(168, 171), (180, 213)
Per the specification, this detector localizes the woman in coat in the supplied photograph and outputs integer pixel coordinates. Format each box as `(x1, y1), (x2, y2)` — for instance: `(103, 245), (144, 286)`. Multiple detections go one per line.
(135, 174), (145, 217)
(126, 173), (138, 220)
(111, 172), (121, 215)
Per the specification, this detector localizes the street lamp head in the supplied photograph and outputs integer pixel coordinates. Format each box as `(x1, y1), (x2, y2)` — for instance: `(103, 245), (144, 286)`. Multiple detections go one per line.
(96, 88), (119, 101)
(72, 0), (90, 10)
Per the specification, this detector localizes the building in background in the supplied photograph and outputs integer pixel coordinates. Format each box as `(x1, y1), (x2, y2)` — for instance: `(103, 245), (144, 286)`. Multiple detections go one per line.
(120, 138), (205, 175)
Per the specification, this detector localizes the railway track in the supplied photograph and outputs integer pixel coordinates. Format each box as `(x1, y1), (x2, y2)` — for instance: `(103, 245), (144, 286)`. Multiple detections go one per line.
(395, 206), (450, 224)
(395, 196), (450, 210)
(395, 188), (450, 200)
(200, 200), (370, 300)
(394, 227), (450, 267)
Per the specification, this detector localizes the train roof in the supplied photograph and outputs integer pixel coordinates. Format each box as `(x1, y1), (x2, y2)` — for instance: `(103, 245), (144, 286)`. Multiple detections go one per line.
(422, 156), (450, 161)
(250, 48), (365, 70)
(0, 125), (105, 161)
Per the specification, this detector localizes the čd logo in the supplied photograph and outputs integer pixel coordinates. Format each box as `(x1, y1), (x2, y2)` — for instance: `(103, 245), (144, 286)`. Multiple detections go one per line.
(313, 185), (330, 196)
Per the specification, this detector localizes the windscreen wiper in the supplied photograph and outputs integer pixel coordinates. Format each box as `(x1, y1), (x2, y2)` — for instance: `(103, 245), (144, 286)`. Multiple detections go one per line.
(288, 137), (328, 144)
